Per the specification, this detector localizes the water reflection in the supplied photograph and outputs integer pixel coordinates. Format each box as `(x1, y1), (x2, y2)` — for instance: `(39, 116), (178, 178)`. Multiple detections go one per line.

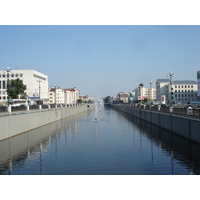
(0, 109), (200, 175)
(0, 112), (87, 175)
(120, 112), (200, 175)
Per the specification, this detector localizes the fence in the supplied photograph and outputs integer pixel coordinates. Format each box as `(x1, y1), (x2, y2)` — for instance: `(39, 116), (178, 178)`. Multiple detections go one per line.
(121, 104), (200, 117)
(0, 103), (84, 114)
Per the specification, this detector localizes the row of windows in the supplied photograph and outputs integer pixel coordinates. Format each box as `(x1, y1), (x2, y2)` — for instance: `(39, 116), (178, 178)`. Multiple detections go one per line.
(174, 85), (194, 88)
(174, 98), (194, 102)
(173, 90), (194, 93)
(175, 94), (195, 97)
(0, 73), (23, 78)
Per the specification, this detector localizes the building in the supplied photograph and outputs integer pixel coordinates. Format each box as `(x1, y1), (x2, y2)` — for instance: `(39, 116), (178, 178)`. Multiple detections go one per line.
(156, 79), (169, 102)
(197, 71), (200, 101)
(156, 79), (198, 104)
(171, 80), (198, 104)
(48, 87), (65, 104)
(116, 92), (129, 103)
(49, 87), (80, 105)
(0, 68), (48, 104)
(63, 87), (80, 104)
(134, 83), (156, 101)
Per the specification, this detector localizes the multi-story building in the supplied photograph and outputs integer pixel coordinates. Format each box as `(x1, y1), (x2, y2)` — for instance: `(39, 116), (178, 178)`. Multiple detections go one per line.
(0, 68), (48, 104)
(48, 87), (65, 104)
(63, 87), (80, 104)
(48, 87), (80, 105)
(135, 83), (156, 101)
(156, 79), (169, 102)
(197, 71), (200, 101)
(116, 92), (129, 103)
(156, 79), (198, 104)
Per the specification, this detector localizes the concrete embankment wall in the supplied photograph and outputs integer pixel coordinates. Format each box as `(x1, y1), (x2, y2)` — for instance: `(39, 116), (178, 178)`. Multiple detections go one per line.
(111, 105), (200, 144)
(0, 105), (93, 141)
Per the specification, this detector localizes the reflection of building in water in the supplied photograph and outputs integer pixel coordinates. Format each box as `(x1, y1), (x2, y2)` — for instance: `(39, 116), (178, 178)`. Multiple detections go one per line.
(121, 111), (200, 175)
(0, 120), (61, 175)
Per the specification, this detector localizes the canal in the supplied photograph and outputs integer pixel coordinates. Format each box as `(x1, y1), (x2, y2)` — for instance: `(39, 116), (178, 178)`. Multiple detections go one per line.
(1, 106), (200, 175)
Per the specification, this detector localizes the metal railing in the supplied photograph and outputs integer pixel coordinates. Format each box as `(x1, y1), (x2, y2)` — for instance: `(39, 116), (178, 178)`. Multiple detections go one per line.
(0, 103), (86, 115)
(114, 103), (200, 117)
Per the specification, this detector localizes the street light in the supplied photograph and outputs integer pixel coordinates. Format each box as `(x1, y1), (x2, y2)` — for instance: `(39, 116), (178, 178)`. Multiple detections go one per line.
(148, 81), (154, 101)
(167, 71), (175, 103)
(3, 67), (12, 103)
(37, 79), (42, 102)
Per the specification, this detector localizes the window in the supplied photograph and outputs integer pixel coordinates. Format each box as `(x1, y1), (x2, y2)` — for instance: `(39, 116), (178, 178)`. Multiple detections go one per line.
(188, 85), (190, 88)
(182, 85), (183, 88)
(16, 73), (18, 77)
(185, 85), (187, 88)
(191, 85), (193, 88)
(175, 90), (177, 93)
(178, 90), (180, 93)
(178, 85), (180, 88)
(185, 94), (187, 97)
(185, 90), (187, 92)
(11, 74), (14, 77)
(20, 73), (23, 77)
(188, 90), (190, 93)
(175, 85), (177, 88)
(3, 81), (5, 89)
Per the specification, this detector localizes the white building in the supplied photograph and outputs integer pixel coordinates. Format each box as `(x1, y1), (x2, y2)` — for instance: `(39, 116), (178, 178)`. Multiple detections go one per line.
(48, 87), (65, 104)
(48, 87), (80, 105)
(156, 79), (198, 104)
(156, 79), (169, 101)
(135, 83), (156, 101)
(0, 68), (48, 104)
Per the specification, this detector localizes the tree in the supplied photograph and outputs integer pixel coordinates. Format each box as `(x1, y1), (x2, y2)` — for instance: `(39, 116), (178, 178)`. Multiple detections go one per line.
(143, 98), (149, 104)
(77, 99), (83, 103)
(7, 78), (27, 99)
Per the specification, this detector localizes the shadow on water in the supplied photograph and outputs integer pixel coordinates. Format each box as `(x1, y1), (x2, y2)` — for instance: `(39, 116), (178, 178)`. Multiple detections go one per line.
(119, 111), (200, 175)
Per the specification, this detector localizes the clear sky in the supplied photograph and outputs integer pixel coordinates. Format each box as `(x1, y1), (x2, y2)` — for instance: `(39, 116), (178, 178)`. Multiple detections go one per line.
(0, 25), (200, 98)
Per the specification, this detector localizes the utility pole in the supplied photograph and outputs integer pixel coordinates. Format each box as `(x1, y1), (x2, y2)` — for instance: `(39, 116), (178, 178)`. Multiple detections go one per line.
(167, 71), (175, 104)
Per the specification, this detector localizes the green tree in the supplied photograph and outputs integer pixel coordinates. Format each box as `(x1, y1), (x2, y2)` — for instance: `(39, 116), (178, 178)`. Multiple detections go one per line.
(7, 78), (27, 99)
(77, 99), (83, 103)
(143, 98), (149, 104)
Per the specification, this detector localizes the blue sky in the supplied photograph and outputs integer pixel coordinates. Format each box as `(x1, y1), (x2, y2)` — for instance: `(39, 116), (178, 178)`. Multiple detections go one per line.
(1, 25), (200, 97)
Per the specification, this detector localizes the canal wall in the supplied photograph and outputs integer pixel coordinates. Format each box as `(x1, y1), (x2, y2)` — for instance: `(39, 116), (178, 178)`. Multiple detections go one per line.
(111, 105), (200, 144)
(0, 104), (93, 141)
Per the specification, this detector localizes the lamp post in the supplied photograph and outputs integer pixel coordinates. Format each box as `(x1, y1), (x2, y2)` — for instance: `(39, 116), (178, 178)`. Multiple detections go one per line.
(37, 79), (42, 104)
(167, 71), (175, 104)
(3, 67), (12, 104)
(55, 84), (57, 106)
(148, 81), (154, 101)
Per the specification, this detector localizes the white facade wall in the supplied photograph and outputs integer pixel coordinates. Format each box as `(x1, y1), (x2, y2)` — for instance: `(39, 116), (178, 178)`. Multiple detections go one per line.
(64, 90), (73, 104)
(156, 79), (198, 104)
(0, 69), (48, 103)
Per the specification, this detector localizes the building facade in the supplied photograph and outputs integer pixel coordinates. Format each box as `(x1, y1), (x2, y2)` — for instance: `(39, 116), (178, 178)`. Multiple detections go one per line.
(156, 79), (198, 104)
(197, 71), (200, 101)
(0, 69), (48, 104)
(134, 83), (156, 101)
(48, 87), (80, 105)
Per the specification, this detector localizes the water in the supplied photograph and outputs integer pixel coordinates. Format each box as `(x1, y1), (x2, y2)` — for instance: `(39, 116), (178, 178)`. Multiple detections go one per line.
(1, 106), (200, 175)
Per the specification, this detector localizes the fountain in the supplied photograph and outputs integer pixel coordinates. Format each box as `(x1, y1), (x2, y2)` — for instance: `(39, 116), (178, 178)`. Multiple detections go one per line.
(94, 98), (104, 121)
